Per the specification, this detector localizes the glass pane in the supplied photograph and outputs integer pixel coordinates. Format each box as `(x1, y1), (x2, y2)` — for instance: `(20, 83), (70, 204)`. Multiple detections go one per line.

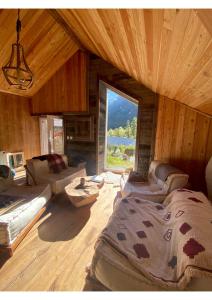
(105, 89), (138, 171)
(53, 118), (64, 154)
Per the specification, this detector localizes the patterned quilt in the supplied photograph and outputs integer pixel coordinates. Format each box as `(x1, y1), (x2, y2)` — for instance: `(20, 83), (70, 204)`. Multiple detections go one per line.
(98, 189), (212, 289)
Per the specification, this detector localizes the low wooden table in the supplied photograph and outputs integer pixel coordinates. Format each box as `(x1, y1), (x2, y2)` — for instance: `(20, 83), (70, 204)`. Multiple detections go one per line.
(65, 176), (104, 207)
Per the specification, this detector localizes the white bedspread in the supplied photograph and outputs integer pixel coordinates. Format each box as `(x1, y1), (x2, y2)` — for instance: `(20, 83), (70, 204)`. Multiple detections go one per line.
(97, 189), (212, 290)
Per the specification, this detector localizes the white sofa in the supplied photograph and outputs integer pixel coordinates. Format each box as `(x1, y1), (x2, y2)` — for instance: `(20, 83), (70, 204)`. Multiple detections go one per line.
(120, 160), (189, 202)
(0, 170), (51, 256)
(26, 155), (86, 194)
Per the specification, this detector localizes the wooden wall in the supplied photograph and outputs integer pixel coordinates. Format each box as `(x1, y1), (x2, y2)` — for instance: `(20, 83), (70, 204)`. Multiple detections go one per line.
(65, 53), (158, 176)
(0, 92), (40, 161)
(32, 50), (88, 114)
(155, 95), (212, 192)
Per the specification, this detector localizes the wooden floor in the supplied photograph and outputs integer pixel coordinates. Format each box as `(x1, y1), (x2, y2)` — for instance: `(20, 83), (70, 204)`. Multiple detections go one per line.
(0, 182), (119, 291)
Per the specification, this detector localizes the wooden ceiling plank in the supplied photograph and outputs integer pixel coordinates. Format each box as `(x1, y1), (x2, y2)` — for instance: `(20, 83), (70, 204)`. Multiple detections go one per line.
(97, 9), (134, 78)
(130, 10), (150, 89)
(195, 9), (212, 37)
(174, 41), (212, 102)
(169, 11), (210, 95)
(0, 8), (211, 115)
(159, 9), (190, 95)
(47, 9), (87, 52)
(152, 9), (164, 91)
(169, 12), (211, 103)
(0, 9), (79, 97)
(119, 9), (141, 80)
(94, 9), (128, 73)
(59, 10), (101, 57)
(155, 10), (177, 95)
(129, 10), (146, 84)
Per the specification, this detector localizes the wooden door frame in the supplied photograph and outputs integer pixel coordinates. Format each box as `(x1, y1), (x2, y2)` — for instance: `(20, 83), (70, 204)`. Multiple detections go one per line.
(97, 79), (140, 173)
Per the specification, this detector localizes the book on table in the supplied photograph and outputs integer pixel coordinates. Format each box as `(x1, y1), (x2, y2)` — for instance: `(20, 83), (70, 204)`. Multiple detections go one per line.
(90, 175), (104, 183)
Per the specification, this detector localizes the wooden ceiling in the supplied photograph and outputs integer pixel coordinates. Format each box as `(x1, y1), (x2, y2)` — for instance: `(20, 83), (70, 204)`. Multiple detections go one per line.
(0, 9), (79, 97)
(0, 9), (211, 115)
(57, 9), (212, 115)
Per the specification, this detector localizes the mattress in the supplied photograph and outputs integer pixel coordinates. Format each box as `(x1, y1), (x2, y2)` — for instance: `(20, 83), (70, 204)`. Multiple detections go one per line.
(91, 239), (212, 291)
(0, 184), (51, 246)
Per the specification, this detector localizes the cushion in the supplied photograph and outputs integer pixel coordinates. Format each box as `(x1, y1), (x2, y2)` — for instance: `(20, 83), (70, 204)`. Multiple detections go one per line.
(0, 165), (11, 178)
(0, 184), (51, 246)
(0, 178), (15, 192)
(0, 165), (15, 192)
(47, 154), (67, 173)
(155, 163), (184, 182)
(26, 159), (49, 185)
(128, 171), (145, 183)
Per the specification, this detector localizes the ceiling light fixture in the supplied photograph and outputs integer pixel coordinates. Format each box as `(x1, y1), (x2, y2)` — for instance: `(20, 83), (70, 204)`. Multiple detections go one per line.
(2, 9), (33, 90)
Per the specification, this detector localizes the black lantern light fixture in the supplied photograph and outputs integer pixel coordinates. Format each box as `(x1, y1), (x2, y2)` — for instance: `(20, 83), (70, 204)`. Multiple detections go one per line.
(2, 9), (33, 90)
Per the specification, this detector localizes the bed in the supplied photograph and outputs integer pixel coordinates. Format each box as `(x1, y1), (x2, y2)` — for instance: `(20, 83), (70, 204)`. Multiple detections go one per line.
(0, 164), (53, 257)
(89, 189), (212, 291)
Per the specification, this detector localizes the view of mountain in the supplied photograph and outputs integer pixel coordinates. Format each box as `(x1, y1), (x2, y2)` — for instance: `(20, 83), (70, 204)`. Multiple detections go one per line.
(107, 89), (138, 129)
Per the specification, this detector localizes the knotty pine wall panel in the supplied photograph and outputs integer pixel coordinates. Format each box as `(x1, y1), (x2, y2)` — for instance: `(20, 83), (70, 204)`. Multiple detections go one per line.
(155, 95), (212, 192)
(31, 50), (88, 114)
(0, 92), (40, 160)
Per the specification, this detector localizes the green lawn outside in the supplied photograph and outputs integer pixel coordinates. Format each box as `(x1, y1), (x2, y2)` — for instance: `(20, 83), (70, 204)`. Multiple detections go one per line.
(106, 154), (134, 169)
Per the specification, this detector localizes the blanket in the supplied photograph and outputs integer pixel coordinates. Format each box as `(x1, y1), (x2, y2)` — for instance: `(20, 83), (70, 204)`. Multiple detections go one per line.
(33, 154), (66, 173)
(97, 189), (212, 290)
(47, 154), (66, 173)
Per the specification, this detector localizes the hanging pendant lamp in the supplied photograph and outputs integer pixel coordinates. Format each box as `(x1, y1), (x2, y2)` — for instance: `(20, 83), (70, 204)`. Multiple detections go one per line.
(2, 9), (33, 90)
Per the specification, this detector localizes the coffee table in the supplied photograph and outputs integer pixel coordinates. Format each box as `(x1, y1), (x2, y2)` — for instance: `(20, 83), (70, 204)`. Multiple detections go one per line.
(65, 176), (104, 207)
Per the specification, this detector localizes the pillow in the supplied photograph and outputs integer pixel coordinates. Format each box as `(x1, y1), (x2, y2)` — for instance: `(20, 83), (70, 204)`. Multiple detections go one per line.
(0, 165), (14, 192)
(33, 159), (49, 175)
(47, 154), (67, 174)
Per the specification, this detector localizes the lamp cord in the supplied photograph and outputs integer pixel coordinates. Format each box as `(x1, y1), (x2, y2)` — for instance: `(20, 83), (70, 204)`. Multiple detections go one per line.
(16, 9), (21, 43)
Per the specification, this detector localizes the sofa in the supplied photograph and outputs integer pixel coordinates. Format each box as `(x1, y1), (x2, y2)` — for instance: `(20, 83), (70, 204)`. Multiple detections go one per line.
(0, 166), (52, 257)
(26, 155), (86, 194)
(120, 160), (189, 202)
(89, 189), (212, 291)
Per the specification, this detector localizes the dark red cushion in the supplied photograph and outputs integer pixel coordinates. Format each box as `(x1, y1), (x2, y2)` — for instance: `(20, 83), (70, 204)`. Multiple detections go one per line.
(47, 154), (66, 173)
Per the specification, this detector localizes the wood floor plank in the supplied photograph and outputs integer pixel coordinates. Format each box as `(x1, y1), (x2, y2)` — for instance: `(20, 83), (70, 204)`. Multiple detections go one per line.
(0, 183), (118, 291)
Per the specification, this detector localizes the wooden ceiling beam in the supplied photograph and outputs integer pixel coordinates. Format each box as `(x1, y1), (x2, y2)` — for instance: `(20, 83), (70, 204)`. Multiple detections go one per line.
(194, 9), (212, 36)
(47, 9), (87, 52)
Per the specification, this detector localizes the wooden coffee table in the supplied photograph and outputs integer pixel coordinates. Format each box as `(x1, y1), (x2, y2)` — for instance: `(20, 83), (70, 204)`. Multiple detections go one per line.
(65, 176), (104, 207)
